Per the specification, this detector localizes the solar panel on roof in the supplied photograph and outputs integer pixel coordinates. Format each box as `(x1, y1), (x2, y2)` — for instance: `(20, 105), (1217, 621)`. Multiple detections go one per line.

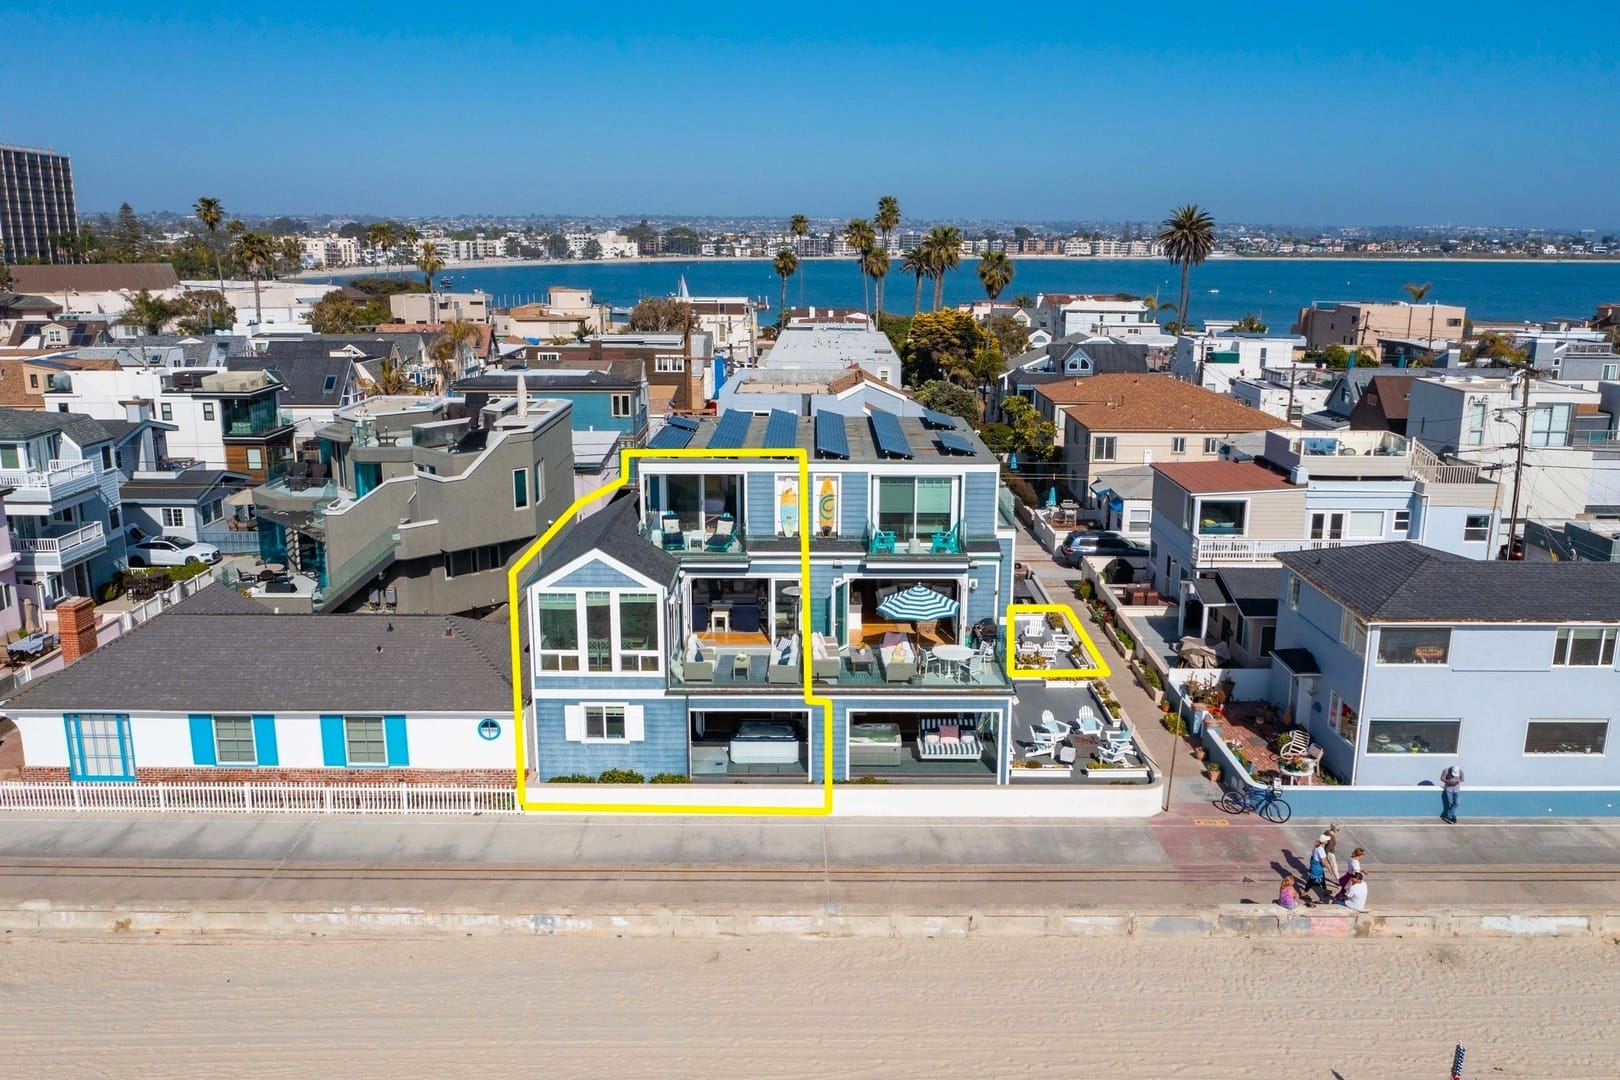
(667, 415), (700, 431)
(764, 409), (799, 449)
(921, 408), (957, 429)
(869, 410), (914, 459)
(938, 431), (976, 456)
(649, 423), (694, 450)
(814, 411), (849, 459)
(708, 410), (753, 449)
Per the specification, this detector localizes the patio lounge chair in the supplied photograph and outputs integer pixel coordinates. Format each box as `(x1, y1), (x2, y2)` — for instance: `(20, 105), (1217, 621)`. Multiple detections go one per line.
(767, 634), (801, 684)
(930, 530), (959, 554)
(706, 514), (736, 552)
(870, 530), (896, 555)
(1074, 707), (1102, 738)
(660, 513), (686, 553)
(680, 634), (714, 683)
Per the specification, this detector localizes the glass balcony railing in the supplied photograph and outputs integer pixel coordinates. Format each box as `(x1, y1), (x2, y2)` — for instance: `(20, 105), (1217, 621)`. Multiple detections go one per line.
(866, 521), (966, 556)
(222, 411), (295, 437)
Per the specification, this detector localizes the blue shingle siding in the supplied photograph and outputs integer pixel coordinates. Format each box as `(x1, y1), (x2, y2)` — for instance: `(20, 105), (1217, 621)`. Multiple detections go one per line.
(532, 673), (668, 692)
(746, 471), (777, 536)
(965, 563), (1002, 626)
(841, 471), (869, 536)
(963, 473), (998, 536)
(809, 562), (839, 636)
(533, 698), (688, 779)
(548, 561), (648, 591)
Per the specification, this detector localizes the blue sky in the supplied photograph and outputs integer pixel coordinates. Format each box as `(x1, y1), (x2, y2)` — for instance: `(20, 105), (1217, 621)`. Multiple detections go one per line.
(7, 1), (1618, 225)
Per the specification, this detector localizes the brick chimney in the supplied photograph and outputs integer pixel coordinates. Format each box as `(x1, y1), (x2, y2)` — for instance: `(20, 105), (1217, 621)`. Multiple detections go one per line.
(57, 597), (98, 663)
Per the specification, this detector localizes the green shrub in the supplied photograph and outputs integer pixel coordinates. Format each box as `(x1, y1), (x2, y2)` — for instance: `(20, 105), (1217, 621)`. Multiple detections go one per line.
(547, 774), (596, 784)
(1139, 665), (1162, 690)
(1078, 580), (1095, 601)
(1161, 711), (1187, 737)
(97, 581), (125, 603)
(836, 775), (894, 784)
(649, 772), (690, 784)
(1002, 473), (1038, 507)
(597, 768), (645, 784)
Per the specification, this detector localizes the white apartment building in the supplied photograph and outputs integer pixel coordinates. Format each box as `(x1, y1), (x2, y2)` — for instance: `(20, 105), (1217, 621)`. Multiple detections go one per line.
(1034, 293), (1165, 340)
(1170, 332), (1307, 392)
(299, 234), (361, 268)
(431, 237), (507, 263)
(564, 231), (639, 259)
(1091, 239), (1165, 258)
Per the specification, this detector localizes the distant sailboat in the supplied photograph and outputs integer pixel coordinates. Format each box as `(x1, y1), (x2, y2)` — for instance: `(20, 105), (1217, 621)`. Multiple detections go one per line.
(677, 275), (691, 300)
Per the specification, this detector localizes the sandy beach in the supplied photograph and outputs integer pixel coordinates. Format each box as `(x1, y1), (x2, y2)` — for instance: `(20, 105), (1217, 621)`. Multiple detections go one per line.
(5, 935), (1616, 1078)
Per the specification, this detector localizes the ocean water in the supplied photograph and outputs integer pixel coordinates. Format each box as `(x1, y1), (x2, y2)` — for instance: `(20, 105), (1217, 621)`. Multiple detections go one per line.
(318, 257), (1620, 325)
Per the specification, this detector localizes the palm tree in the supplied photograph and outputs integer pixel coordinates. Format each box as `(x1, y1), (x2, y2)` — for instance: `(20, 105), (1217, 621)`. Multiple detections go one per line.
(415, 241), (445, 294)
(789, 214), (810, 305)
(366, 222), (398, 279)
(1404, 280), (1433, 348)
(232, 232), (274, 328)
(864, 246), (890, 319)
(901, 248), (928, 315)
(118, 290), (179, 335)
(844, 218), (876, 315)
(431, 319), (480, 389)
(874, 196), (900, 256)
(924, 225), (963, 311)
(1157, 204), (1217, 337)
(276, 236), (303, 278)
(772, 248), (799, 326)
(194, 197), (225, 295)
(978, 251), (1015, 306)
(1011, 293), (1035, 310)
(372, 357), (415, 396)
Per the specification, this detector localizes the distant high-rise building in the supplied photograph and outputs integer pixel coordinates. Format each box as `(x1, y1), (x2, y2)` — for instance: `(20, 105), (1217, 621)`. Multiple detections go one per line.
(0, 142), (78, 264)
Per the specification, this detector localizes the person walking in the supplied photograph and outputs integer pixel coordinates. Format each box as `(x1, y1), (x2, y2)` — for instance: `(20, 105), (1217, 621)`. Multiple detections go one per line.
(1306, 835), (1328, 900)
(1440, 764), (1465, 823)
(1319, 823), (1342, 882)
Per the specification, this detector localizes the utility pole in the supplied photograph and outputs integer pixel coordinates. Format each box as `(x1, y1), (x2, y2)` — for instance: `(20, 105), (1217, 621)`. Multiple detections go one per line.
(1504, 368), (1533, 560)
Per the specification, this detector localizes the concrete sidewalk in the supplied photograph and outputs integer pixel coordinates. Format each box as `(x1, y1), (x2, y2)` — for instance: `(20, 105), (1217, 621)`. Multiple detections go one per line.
(2, 811), (1618, 912)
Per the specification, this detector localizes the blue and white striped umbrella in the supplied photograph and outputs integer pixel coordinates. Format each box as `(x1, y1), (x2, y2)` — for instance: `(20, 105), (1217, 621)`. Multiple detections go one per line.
(877, 585), (960, 622)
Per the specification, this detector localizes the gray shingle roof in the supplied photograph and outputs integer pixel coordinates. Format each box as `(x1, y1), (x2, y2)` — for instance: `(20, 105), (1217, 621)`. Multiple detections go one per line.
(119, 469), (245, 505)
(0, 406), (113, 448)
(224, 354), (350, 407)
(532, 490), (677, 588)
(1214, 567), (1281, 619)
(1, 604), (518, 713)
(1277, 542), (1620, 623)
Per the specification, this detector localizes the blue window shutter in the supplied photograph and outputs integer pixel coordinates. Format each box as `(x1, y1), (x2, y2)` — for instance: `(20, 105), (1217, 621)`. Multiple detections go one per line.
(384, 715), (409, 766)
(252, 715), (279, 767)
(189, 714), (217, 766)
(320, 715), (346, 766)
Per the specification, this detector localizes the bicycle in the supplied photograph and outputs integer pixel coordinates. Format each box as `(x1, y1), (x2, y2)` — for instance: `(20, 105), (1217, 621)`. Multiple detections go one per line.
(1219, 782), (1292, 823)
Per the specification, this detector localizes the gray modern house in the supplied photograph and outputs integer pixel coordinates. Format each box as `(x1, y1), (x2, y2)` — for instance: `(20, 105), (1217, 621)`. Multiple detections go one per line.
(249, 393), (575, 615)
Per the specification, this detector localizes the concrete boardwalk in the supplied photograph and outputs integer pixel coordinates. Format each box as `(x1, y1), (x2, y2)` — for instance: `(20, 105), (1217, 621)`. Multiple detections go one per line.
(3, 810), (1619, 912)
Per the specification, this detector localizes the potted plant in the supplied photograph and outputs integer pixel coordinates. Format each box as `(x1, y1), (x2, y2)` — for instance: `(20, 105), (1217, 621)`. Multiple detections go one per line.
(1205, 762), (1222, 783)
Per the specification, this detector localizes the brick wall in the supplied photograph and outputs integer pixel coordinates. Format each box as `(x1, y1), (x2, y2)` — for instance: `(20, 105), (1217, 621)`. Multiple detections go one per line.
(16, 767), (513, 786)
(57, 596), (97, 662)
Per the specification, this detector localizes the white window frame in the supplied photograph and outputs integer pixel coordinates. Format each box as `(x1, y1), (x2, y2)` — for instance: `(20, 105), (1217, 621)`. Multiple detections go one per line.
(1463, 514), (1490, 542)
(534, 588), (662, 676)
(610, 393), (633, 418)
(1194, 497), (1247, 537)
(1169, 436), (1187, 455)
(1286, 574), (1300, 611)
(563, 702), (646, 743)
(1328, 690), (1359, 745)
(1346, 510), (1384, 539)
(1202, 437), (1220, 454)
(513, 468), (530, 509)
(344, 715), (387, 766)
(655, 355), (686, 373)
(1393, 509), (1411, 534)
(1092, 436), (1116, 461)
(585, 704), (627, 741)
(1338, 608), (1367, 656)
(1466, 400), (1486, 446)
(1552, 627), (1618, 667)
(161, 507), (185, 529)
(212, 714), (257, 765)
(1365, 718), (1459, 755)
(1310, 512), (1344, 540)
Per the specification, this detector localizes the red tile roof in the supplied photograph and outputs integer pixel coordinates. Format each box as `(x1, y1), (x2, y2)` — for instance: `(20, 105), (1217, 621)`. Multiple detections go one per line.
(1152, 460), (1294, 494)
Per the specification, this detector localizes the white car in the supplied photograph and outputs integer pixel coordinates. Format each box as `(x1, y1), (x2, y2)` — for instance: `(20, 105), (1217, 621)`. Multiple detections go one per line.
(129, 535), (222, 567)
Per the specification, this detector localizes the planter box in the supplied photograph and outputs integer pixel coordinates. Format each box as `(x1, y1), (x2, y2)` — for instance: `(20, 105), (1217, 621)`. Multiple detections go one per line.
(1011, 765), (1073, 780)
(1129, 661), (1164, 704)
(1083, 765), (1150, 781)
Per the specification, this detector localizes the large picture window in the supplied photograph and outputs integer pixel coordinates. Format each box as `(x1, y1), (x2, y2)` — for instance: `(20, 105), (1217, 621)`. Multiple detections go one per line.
(1376, 627), (1451, 665)
(1553, 627), (1617, 667)
(537, 592), (581, 671)
(1525, 719), (1607, 755)
(1367, 719), (1459, 755)
(618, 593), (661, 672)
(1196, 500), (1246, 536)
(67, 713), (135, 781)
(1329, 691), (1359, 745)
(875, 477), (954, 543)
(1339, 609), (1367, 656)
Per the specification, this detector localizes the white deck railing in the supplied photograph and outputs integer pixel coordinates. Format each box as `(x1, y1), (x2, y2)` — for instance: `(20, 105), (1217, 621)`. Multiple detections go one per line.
(0, 781), (521, 814)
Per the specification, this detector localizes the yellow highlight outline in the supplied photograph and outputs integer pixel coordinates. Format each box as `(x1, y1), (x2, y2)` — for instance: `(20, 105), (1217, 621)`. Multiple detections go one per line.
(507, 445), (834, 815)
(1003, 603), (1110, 680)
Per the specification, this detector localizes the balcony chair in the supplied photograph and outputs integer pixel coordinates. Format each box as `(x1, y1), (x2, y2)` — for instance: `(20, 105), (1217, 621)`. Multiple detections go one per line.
(930, 530), (960, 554)
(705, 513), (737, 552)
(1023, 724), (1061, 760)
(659, 512), (686, 553)
(1096, 740), (1136, 766)
(870, 530), (897, 555)
(1074, 707), (1102, 739)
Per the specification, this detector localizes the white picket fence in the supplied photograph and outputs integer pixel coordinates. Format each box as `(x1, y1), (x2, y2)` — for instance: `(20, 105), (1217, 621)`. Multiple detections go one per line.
(0, 782), (521, 815)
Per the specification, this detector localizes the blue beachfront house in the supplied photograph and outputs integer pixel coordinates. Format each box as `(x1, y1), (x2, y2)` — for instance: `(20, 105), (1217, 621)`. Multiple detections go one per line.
(1267, 543), (1620, 797)
(523, 408), (1020, 784)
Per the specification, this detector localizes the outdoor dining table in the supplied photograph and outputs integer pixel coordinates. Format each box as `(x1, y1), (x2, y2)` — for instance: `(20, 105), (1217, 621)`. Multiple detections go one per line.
(931, 643), (976, 680)
(7, 633), (54, 660)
